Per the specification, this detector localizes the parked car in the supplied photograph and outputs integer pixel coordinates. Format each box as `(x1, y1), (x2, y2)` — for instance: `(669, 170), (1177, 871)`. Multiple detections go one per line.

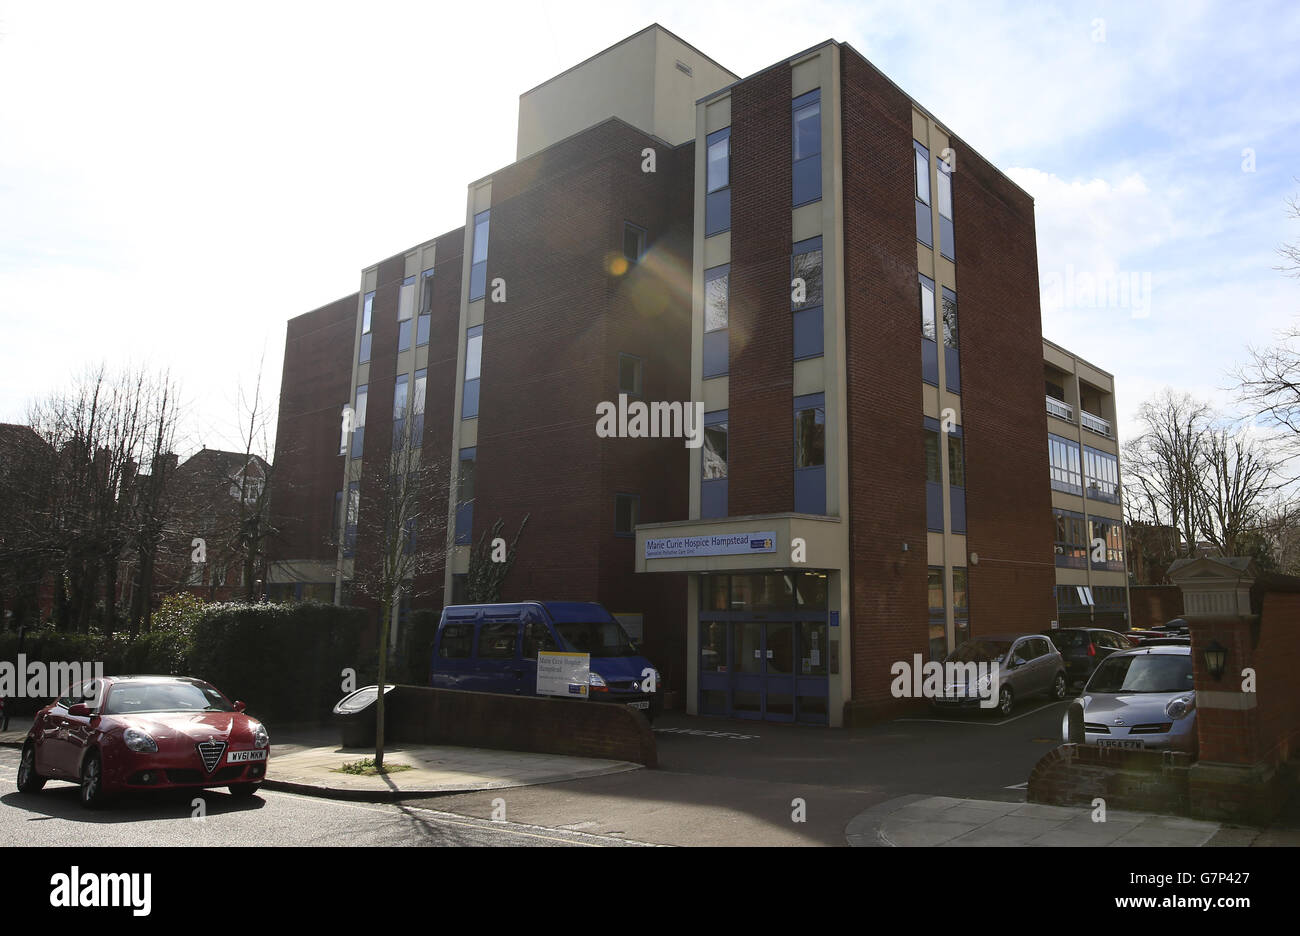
(1134, 635), (1191, 647)
(933, 633), (1067, 716)
(17, 675), (269, 808)
(1042, 627), (1139, 689)
(1061, 645), (1197, 754)
(430, 601), (662, 720)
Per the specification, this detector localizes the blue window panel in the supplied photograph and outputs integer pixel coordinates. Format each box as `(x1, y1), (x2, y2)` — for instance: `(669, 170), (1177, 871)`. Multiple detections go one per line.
(462, 378), (480, 419)
(701, 478), (727, 519)
(793, 157), (820, 206)
(940, 216), (955, 261)
(794, 466), (826, 515)
(703, 329), (728, 378)
(915, 199), (933, 248)
(793, 306), (823, 360)
(922, 338), (939, 386)
(926, 480), (944, 532)
(350, 426), (364, 460)
(705, 188), (730, 237)
(417, 313), (430, 347)
(794, 391), (825, 410)
(950, 486), (966, 534)
(358, 331), (371, 364)
(397, 319), (412, 353)
(454, 501), (474, 545)
(469, 260), (487, 302)
(945, 346), (961, 394)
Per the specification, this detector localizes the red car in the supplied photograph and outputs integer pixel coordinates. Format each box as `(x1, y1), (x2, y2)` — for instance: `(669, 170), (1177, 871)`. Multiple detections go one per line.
(16, 675), (269, 808)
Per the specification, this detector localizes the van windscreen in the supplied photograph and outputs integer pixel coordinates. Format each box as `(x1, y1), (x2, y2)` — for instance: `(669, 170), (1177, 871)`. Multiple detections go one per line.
(554, 620), (637, 658)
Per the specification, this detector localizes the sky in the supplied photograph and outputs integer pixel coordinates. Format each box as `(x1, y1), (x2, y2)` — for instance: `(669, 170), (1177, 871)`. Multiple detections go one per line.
(1, 0), (1297, 457)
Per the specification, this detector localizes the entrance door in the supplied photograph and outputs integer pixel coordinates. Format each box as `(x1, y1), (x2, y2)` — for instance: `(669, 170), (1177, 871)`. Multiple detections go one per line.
(728, 621), (796, 722)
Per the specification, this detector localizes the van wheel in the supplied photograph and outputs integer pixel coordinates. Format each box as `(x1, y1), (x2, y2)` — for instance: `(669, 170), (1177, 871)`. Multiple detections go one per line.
(17, 743), (45, 793)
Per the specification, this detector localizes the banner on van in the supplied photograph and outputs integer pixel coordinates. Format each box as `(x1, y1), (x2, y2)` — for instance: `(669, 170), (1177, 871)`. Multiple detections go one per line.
(644, 531), (777, 560)
(537, 651), (590, 698)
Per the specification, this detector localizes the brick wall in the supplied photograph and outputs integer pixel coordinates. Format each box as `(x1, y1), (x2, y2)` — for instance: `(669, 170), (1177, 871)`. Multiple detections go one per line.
(387, 684), (657, 766)
(272, 293), (357, 561)
(1028, 743), (1193, 814)
(1129, 584), (1183, 630)
(839, 51), (929, 717)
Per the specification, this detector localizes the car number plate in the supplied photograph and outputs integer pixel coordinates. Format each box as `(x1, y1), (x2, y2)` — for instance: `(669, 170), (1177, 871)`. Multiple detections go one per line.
(1098, 739), (1144, 749)
(226, 749), (268, 762)
(627, 700), (650, 710)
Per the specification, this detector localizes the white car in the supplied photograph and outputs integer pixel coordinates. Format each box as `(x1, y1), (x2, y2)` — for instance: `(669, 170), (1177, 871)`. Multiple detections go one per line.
(1062, 645), (1197, 754)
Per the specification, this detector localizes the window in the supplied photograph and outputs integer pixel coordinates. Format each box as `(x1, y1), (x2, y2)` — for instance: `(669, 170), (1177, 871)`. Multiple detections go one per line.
(395, 275), (415, 352)
(925, 426), (942, 483)
(920, 274), (938, 385)
(1083, 446), (1120, 503)
(522, 614), (559, 657)
(941, 286), (960, 393)
(351, 385), (367, 458)
(412, 368), (426, 444)
(925, 419), (943, 532)
(936, 156), (955, 260)
(794, 393), (826, 514)
(478, 620), (518, 660)
(928, 567), (946, 662)
(618, 353), (642, 396)
(623, 222), (646, 262)
(469, 209), (490, 301)
(359, 291), (375, 363)
(392, 373), (409, 447)
(705, 127), (731, 236)
(615, 493), (639, 536)
(344, 481), (360, 556)
(417, 269), (434, 346)
(455, 447), (475, 545)
(703, 264), (729, 378)
(702, 410), (728, 519)
(1052, 508), (1088, 569)
(914, 141), (932, 247)
(1048, 433), (1083, 495)
(450, 573), (468, 605)
(792, 237), (824, 360)
(792, 89), (821, 206)
(438, 621), (473, 658)
(1089, 518), (1125, 571)
(947, 433), (965, 488)
(462, 325), (483, 419)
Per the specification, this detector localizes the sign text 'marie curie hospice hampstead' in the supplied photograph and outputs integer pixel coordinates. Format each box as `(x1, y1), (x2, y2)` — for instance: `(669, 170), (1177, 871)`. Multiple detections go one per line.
(644, 532), (778, 559)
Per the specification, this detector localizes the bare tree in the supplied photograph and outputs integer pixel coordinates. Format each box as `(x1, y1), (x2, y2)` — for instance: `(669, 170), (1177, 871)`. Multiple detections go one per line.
(1277, 186), (1300, 278)
(1195, 424), (1285, 556)
(348, 389), (447, 769)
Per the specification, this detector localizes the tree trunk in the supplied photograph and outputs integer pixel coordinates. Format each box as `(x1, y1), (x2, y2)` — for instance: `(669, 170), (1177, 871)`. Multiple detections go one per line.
(374, 595), (391, 770)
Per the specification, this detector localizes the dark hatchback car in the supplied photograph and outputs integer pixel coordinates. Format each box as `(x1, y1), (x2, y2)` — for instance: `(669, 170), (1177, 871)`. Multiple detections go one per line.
(1043, 627), (1139, 689)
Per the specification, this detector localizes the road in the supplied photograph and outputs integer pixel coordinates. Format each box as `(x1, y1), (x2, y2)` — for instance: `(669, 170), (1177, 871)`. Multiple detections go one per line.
(0, 698), (1072, 846)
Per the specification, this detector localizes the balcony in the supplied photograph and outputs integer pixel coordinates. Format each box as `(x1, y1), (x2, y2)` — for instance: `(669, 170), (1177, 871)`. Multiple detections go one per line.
(1046, 395), (1073, 422)
(1081, 410), (1112, 438)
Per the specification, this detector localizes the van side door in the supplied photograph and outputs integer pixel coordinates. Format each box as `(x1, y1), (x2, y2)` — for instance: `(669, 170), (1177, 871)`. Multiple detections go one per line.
(474, 611), (523, 694)
(519, 607), (561, 696)
(431, 608), (479, 689)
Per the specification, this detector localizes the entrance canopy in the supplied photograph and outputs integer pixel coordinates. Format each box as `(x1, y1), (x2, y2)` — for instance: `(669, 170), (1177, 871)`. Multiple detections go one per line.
(635, 513), (844, 575)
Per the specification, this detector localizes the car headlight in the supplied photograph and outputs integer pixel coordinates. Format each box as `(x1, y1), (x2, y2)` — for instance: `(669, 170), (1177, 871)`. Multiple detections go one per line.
(124, 728), (158, 753)
(1165, 696), (1195, 719)
(251, 722), (269, 749)
(588, 672), (607, 688)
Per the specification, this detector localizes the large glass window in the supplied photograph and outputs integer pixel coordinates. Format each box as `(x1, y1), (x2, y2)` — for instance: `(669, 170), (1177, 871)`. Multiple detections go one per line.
(928, 567), (946, 662)
(455, 447), (475, 545)
(359, 291), (375, 364)
(705, 127), (731, 236)
(937, 157), (955, 260)
(392, 373), (409, 447)
(344, 481), (360, 556)
(920, 274), (938, 385)
(417, 268), (434, 346)
(941, 286), (960, 394)
(1048, 433), (1083, 495)
(351, 385), (367, 459)
(925, 419), (943, 532)
(1053, 507), (1088, 569)
(794, 393), (826, 514)
(615, 493), (639, 536)
(397, 275), (415, 352)
(413, 368), (426, 444)
(1083, 446), (1120, 503)
(914, 141), (932, 247)
(1089, 518), (1125, 571)
(702, 410), (728, 520)
(792, 236), (824, 360)
(469, 209), (490, 301)
(462, 325), (483, 419)
(703, 264), (729, 378)
(792, 89), (821, 206)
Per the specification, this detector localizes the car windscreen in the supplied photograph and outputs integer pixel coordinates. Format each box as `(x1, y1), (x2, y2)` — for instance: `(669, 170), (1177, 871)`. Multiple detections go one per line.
(554, 620), (637, 658)
(104, 682), (235, 715)
(1087, 654), (1194, 693)
(948, 640), (1011, 663)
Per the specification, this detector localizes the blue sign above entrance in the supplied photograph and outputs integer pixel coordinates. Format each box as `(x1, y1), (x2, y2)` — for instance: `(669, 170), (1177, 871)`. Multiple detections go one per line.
(645, 531), (778, 560)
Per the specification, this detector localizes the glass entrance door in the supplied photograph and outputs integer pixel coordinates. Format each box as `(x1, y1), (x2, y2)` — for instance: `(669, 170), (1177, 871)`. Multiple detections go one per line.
(728, 621), (796, 722)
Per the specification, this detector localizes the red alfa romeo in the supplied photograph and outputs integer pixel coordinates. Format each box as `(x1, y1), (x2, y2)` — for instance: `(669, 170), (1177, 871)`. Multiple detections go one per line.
(17, 675), (270, 808)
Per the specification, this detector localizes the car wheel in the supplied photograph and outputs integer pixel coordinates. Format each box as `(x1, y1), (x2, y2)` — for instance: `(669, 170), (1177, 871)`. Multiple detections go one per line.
(229, 783), (261, 799)
(998, 686), (1014, 717)
(17, 743), (45, 793)
(1051, 672), (1067, 700)
(79, 751), (108, 809)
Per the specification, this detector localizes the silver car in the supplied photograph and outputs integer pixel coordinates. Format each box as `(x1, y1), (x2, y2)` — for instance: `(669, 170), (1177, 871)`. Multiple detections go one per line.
(1062, 645), (1197, 754)
(934, 633), (1068, 716)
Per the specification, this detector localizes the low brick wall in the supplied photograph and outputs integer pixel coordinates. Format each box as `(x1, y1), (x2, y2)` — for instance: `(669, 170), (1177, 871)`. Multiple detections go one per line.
(385, 686), (657, 767)
(1128, 585), (1183, 630)
(1028, 744), (1193, 814)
